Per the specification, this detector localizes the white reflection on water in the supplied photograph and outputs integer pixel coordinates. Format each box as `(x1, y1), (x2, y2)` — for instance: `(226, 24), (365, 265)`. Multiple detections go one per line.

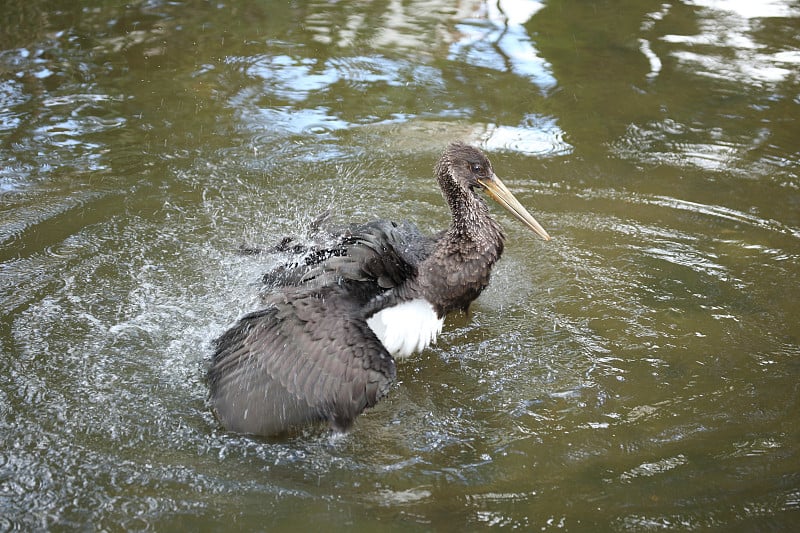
(449, 0), (555, 93)
(664, 0), (800, 85)
(618, 453), (688, 482)
(224, 0), (567, 159)
(613, 119), (794, 174)
(615, 0), (800, 175)
(688, 0), (800, 19)
(639, 4), (671, 79)
(479, 114), (572, 156)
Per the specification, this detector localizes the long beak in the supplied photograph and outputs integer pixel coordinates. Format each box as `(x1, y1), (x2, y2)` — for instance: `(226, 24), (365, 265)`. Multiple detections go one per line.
(479, 174), (551, 241)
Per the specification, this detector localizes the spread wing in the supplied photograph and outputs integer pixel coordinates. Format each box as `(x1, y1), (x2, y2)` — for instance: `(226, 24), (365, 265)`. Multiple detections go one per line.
(207, 285), (397, 436)
(262, 219), (439, 292)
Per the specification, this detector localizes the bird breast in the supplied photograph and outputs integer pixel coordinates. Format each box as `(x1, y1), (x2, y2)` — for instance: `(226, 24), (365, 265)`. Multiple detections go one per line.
(366, 299), (444, 359)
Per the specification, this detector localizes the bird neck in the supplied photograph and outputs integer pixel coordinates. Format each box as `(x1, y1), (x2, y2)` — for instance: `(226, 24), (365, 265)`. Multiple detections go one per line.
(444, 186), (502, 248)
(404, 188), (505, 317)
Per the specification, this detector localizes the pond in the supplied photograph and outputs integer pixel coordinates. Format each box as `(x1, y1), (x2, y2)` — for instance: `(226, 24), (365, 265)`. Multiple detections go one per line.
(1, 0), (799, 530)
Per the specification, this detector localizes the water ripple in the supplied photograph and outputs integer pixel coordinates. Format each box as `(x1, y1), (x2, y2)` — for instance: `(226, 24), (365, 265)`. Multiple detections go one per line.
(663, 0), (800, 86)
(574, 186), (800, 239)
(448, 0), (555, 93)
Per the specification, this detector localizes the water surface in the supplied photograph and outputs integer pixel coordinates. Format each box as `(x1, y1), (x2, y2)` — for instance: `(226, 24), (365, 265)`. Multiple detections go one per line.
(1, 0), (799, 530)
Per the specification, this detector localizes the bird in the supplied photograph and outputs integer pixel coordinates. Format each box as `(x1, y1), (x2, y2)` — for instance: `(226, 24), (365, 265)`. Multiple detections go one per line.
(207, 142), (550, 437)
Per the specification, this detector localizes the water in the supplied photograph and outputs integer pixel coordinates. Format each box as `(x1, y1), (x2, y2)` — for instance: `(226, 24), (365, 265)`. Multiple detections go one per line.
(2, 0), (799, 530)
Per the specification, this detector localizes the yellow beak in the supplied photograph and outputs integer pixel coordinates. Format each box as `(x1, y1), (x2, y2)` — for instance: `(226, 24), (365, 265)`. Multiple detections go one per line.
(478, 174), (551, 241)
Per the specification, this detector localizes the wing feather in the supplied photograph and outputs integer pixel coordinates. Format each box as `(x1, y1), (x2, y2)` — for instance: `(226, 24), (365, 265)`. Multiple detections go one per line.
(262, 219), (436, 294)
(207, 285), (396, 436)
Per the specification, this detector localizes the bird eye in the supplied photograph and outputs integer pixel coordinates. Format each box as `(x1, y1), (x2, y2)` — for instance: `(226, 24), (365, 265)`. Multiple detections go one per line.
(470, 163), (483, 174)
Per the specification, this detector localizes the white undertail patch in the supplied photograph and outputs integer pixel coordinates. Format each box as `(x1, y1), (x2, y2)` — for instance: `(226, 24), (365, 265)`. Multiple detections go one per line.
(367, 299), (444, 359)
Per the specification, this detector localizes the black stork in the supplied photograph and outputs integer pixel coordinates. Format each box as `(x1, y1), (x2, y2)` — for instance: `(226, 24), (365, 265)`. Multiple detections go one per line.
(207, 142), (550, 437)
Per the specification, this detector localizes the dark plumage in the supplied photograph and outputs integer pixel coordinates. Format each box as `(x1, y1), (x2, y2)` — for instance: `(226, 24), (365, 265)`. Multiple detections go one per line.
(207, 142), (550, 436)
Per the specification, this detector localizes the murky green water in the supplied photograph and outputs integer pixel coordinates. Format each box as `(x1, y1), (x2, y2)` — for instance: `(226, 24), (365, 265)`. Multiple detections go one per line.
(2, 0), (799, 530)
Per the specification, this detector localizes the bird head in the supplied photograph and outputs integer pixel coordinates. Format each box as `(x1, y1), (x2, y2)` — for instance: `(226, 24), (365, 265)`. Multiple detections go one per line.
(436, 142), (551, 241)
